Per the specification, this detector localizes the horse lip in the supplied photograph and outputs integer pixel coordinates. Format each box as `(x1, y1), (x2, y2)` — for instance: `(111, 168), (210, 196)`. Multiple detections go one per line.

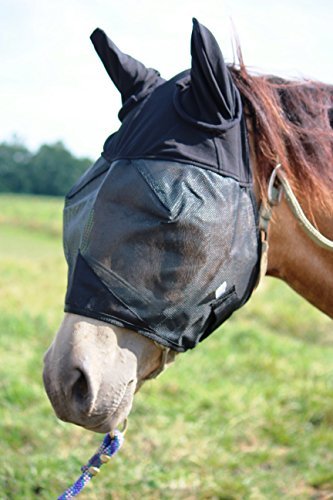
(85, 419), (116, 433)
(84, 382), (134, 433)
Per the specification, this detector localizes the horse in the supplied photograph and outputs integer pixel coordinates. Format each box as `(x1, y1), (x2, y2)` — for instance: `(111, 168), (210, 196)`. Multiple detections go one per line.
(43, 19), (333, 434)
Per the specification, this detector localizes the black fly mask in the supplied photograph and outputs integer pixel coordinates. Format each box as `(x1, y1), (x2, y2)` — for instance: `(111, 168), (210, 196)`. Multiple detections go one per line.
(63, 19), (260, 352)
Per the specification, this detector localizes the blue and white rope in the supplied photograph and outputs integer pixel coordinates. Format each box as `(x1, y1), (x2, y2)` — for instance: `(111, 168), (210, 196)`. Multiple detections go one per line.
(58, 430), (124, 499)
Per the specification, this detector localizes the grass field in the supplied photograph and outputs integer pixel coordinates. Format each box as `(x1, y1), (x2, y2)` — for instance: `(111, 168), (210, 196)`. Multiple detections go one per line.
(0, 193), (332, 499)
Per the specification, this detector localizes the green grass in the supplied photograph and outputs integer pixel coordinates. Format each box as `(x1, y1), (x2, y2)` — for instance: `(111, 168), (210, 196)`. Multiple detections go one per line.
(0, 194), (63, 237)
(0, 193), (332, 499)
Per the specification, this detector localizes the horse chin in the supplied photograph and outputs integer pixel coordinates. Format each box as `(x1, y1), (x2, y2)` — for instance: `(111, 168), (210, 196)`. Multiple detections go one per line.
(85, 383), (135, 433)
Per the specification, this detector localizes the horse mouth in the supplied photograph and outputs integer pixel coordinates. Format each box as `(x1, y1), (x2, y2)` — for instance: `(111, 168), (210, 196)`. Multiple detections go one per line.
(85, 381), (135, 433)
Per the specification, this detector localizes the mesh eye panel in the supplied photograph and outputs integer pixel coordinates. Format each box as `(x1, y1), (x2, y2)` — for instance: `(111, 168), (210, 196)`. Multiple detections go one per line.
(64, 158), (259, 351)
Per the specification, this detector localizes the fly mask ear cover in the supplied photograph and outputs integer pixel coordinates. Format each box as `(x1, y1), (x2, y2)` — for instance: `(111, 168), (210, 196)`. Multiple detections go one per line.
(63, 19), (260, 352)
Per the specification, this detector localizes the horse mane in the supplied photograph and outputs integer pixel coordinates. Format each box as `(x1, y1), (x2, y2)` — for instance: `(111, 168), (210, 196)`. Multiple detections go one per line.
(229, 64), (333, 217)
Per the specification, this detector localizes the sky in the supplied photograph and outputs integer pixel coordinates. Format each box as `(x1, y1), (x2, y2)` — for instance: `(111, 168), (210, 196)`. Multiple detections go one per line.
(1, 0), (332, 159)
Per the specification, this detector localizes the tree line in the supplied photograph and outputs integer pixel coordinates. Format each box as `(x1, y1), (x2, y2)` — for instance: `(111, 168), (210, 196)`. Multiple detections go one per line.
(0, 140), (92, 196)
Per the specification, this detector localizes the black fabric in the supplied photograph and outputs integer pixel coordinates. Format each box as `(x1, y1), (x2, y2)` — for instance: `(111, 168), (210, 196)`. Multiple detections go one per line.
(63, 19), (260, 352)
(91, 19), (251, 185)
(176, 18), (242, 130)
(66, 252), (152, 331)
(90, 28), (163, 122)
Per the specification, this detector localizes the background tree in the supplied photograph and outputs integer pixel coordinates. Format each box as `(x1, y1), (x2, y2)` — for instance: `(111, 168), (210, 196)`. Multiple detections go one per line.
(0, 139), (92, 196)
(0, 141), (33, 193)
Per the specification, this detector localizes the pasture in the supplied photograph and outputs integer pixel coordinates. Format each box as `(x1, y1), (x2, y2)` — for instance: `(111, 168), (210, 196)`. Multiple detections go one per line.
(0, 193), (332, 499)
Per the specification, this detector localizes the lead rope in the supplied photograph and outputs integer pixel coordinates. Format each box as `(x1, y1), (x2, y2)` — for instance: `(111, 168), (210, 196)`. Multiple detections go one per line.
(273, 164), (333, 251)
(57, 344), (169, 498)
(258, 163), (333, 284)
(58, 423), (126, 499)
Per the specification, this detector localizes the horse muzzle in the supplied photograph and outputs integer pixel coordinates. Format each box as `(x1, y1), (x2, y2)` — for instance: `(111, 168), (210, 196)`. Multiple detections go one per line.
(42, 315), (139, 433)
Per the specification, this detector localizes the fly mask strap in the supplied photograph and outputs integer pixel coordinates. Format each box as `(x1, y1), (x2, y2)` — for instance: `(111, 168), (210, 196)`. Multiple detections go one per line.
(257, 164), (283, 285)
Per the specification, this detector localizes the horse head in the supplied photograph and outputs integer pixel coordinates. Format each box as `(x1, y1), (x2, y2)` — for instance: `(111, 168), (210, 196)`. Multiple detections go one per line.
(43, 19), (333, 433)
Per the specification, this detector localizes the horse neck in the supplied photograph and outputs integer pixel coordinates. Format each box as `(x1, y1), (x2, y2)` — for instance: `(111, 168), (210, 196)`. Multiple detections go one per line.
(265, 193), (333, 319)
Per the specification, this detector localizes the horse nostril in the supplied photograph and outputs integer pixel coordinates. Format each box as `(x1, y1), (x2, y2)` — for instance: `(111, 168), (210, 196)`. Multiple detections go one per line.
(71, 369), (90, 407)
